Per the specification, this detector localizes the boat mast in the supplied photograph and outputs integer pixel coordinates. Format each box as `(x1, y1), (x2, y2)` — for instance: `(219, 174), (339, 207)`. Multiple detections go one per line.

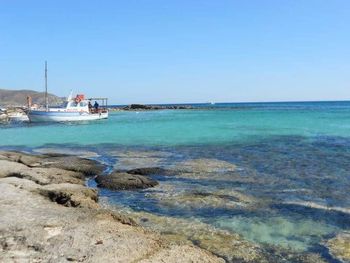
(45, 61), (48, 111)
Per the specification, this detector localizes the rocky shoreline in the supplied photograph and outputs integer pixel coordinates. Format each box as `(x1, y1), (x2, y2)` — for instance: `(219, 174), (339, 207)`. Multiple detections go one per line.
(1, 150), (349, 263)
(120, 104), (196, 111)
(0, 151), (222, 262)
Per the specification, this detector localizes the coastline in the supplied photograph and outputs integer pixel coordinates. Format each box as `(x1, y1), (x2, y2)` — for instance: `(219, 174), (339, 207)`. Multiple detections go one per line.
(0, 151), (222, 262)
(1, 149), (344, 263)
(1, 101), (350, 263)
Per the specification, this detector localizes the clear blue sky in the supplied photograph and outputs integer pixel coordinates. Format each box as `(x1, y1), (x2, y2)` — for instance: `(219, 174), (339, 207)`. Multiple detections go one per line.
(0, 0), (349, 104)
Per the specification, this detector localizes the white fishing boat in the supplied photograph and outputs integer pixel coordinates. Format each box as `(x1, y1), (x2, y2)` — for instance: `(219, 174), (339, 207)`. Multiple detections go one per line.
(28, 62), (108, 123)
(28, 96), (108, 122)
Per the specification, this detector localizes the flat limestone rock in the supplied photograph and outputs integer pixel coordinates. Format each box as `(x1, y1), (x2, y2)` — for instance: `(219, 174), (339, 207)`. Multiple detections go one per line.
(38, 156), (105, 176)
(0, 151), (46, 166)
(0, 159), (27, 177)
(38, 183), (99, 209)
(0, 176), (39, 191)
(0, 151), (105, 176)
(0, 182), (160, 262)
(0, 160), (222, 262)
(0, 159), (84, 185)
(139, 244), (225, 263)
(96, 172), (159, 190)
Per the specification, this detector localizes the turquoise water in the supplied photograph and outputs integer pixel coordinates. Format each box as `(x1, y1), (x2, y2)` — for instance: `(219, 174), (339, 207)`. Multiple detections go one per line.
(1, 101), (350, 261)
(1, 101), (350, 147)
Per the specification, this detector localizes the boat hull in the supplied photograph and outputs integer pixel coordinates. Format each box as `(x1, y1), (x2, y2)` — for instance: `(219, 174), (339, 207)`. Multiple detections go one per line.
(28, 110), (108, 122)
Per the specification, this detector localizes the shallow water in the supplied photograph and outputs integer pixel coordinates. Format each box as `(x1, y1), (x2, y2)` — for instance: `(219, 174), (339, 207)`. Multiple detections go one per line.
(1, 101), (350, 261)
(87, 139), (350, 252)
(1, 101), (350, 147)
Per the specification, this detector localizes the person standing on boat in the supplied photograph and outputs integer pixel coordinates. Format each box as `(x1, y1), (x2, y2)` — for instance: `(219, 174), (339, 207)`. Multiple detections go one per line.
(94, 101), (99, 113)
(88, 101), (92, 112)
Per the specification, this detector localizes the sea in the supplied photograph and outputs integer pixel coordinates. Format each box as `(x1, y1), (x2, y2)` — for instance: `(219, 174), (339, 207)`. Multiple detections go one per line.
(1, 101), (350, 262)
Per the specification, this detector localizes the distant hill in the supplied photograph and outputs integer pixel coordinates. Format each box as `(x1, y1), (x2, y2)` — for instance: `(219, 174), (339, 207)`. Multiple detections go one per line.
(0, 89), (65, 107)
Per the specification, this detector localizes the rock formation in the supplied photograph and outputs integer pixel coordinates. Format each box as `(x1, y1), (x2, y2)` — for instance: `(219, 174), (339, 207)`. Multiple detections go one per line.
(96, 172), (158, 190)
(0, 151), (221, 262)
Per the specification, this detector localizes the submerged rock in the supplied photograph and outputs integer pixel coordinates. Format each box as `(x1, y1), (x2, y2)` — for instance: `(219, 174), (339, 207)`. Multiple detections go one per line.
(152, 189), (258, 211)
(103, 207), (325, 263)
(326, 232), (350, 262)
(127, 167), (172, 176)
(171, 157), (280, 187)
(110, 150), (171, 170)
(172, 158), (237, 179)
(96, 172), (159, 190)
(33, 148), (100, 158)
(175, 158), (236, 173)
(99, 205), (254, 261)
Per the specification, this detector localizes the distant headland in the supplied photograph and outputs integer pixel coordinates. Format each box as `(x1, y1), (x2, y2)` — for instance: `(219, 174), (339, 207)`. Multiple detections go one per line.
(0, 89), (64, 107)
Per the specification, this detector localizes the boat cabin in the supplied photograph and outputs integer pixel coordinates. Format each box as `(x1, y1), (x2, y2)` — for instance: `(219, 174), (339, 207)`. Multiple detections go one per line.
(59, 95), (108, 113)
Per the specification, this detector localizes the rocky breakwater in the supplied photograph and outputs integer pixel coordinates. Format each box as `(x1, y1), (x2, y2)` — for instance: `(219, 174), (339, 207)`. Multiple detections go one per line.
(0, 151), (222, 262)
(111, 104), (196, 111)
